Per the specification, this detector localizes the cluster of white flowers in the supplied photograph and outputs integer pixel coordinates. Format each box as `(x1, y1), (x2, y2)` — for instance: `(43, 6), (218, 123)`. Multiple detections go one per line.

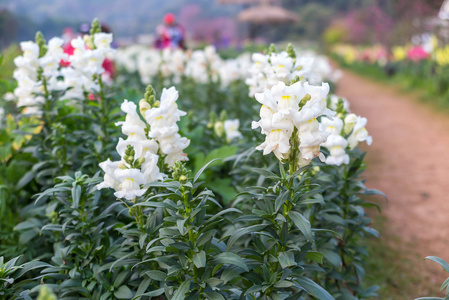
(13, 39), (66, 114)
(252, 80), (335, 166)
(62, 33), (114, 99)
(115, 45), (251, 87)
(245, 47), (341, 97)
(12, 32), (114, 114)
(98, 86), (190, 201)
(319, 96), (372, 166)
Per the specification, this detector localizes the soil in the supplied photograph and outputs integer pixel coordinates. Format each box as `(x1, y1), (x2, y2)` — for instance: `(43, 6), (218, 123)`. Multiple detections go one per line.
(335, 68), (449, 297)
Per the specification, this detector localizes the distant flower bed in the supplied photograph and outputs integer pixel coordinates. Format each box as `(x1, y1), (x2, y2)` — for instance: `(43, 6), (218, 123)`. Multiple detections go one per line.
(331, 38), (449, 107)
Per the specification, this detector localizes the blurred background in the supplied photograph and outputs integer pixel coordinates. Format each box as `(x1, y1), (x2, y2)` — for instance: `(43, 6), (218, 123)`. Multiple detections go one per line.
(0, 0), (446, 50)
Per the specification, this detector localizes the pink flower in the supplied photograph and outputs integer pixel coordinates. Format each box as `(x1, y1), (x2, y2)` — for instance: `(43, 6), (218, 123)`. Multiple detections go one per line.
(407, 46), (429, 62)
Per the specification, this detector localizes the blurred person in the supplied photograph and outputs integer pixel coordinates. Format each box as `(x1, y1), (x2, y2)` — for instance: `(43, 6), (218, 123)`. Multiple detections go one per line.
(155, 13), (186, 49)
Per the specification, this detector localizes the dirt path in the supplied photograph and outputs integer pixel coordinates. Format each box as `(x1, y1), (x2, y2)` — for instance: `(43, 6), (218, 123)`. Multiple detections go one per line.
(335, 69), (449, 296)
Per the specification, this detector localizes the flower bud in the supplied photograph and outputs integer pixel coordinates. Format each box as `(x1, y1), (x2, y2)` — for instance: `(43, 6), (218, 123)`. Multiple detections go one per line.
(299, 94), (311, 108)
(214, 121), (224, 137)
(179, 175), (187, 183)
(290, 75), (300, 85)
(267, 43), (276, 56)
(139, 99), (151, 116)
(286, 43), (296, 61)
(90, 18), (101, 36)
(344, 113), (357, 134)
(134, 156), (146, 169)
(144, 85), (156, 105)
(35, 31), (47, 57)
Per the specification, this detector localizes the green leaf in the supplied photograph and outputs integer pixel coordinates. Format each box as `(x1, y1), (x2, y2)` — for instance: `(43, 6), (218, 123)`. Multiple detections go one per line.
(289, 211), (313, 242)
(305, 252), (324, 264)
(172, 279), (190, 300)
(226, 224), (267, 251)
(207, 178), (236, 204)
(278, 251), (296, 269)
(297, 276), (334, 300)
(213, 252), (249, 272)
(72, 184), (81, 209)
(194, 159), (221, 183)
(426, 256), (449, 273)
(133, 288), (164, 299)
(275, 191), (289, 212)
(193, 251), (206, 268)
(134, 277), (151, 299)
(251, 168), (280, 180)
(204, 292), (226, 300)
(114, 285), (133, 299)
(145, 270), (167, 281)
(16, 171), (35, 189)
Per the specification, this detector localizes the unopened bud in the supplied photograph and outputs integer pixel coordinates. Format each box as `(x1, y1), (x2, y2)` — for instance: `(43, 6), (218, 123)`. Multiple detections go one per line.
(179, 175), (187, 183)
(290, 75), (300, 85)
(267, 43), (276, 55)
(299, 94), (311, 107)
(35, 31), (47, 57)
(286, 43), (296, 61)
(134, 156), (146, 169)
(144, 85), (156, 104)
(139, 99), (151, 115)
(214, 121), (224, 137)
(90, 18), (101, 36)
(344, 113), (357, 134)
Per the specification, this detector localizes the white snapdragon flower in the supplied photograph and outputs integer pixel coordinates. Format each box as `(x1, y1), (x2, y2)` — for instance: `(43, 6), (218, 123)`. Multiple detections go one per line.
(39, 56), (60, 77)
(116, 138), (158, 161)
(253, 86), (294, 160)
(320, 115), (343, 135)
(94, 33), (113, 51)
(297, 118), (329, 165)
(137, 49), (161, 84)
(144, 87), (190, 167)
(293, 82), (335, 126)
(20, 41), (39, 61)
(141, 152), (165, 182)
(252, 79), (335, 166)
(84, 49), (106, 75)
(292, 56), (314, 81)
(97, 159), (121, 191)
(323, 135), (350, 166)
(270, 51), (293, 81)
(270, 81), (305, 120)
(224, 119), (243, 143)
(346, 115), (372, 149)
(115, 100), (147, 139)
(114, 168), (148, 200)
(3, 92), (15, 102)
(98, 96), (172, 200)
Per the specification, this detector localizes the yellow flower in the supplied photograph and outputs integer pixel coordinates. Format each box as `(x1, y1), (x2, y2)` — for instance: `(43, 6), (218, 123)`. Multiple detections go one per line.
(392, 46), (406, 61)
(435, 46), (449, 66)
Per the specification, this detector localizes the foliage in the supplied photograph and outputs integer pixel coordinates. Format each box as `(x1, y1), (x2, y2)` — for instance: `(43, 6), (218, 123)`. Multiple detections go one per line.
(416, 256), (449, 300)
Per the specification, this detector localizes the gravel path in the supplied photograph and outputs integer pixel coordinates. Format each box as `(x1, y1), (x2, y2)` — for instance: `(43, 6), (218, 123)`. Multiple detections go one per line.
(335, 68), (449, 296)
